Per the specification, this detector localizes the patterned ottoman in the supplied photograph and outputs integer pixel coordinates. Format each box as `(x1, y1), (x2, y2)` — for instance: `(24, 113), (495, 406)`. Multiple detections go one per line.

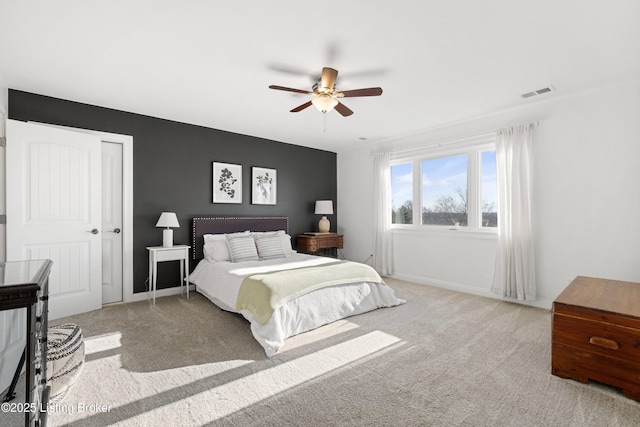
(47, 323), (85, 403)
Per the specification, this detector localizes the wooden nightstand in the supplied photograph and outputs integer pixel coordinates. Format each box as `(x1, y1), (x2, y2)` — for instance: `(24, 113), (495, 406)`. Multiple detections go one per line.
(297, 233), (343, 257)
(147, 245), (190, 304)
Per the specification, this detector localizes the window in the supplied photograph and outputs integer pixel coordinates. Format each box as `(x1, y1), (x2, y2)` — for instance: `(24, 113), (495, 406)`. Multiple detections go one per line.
(391, 162), (413, 224)
(390, 135), (497, 231)
(422, 154), (468, 226)
(481, 150), (498, 227)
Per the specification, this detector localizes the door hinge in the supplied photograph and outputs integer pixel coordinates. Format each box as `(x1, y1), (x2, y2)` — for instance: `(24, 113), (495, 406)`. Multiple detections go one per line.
(0, 215), (6, 225)
(0, 137), (6, 147)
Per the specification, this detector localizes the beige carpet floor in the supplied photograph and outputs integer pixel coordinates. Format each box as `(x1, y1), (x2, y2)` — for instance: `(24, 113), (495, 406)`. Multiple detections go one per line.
(2, 278), (640, 426)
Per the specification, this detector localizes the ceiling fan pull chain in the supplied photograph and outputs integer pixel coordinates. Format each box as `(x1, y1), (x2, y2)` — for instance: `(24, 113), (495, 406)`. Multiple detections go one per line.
(323, 111), (327, 133)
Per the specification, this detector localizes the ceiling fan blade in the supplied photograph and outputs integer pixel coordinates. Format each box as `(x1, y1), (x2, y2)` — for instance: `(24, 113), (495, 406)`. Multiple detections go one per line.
(321, 67), (338, 91)
(338, 87), (383, 97)
(290, 101), (313, 112)
(334, 102), (354, 117)
(269, 85), (313, 95)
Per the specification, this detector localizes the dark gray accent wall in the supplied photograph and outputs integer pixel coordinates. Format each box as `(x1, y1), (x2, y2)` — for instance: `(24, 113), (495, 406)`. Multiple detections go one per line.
(9, 89), (337, 293)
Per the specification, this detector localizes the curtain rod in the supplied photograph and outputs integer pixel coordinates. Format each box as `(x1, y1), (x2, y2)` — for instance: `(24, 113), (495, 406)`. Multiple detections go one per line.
(372, 120), (540, 156)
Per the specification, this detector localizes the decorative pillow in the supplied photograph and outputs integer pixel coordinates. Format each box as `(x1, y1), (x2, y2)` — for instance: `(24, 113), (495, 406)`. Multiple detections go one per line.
(255, 235), (286, 259)
(47, 323), (85, 403)
(252, 230), (296, 256)
(226, 234), (259, 262)
(203, 231), (249, 262)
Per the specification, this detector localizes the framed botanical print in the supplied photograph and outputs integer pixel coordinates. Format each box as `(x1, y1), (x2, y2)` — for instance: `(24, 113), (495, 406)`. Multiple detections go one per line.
(213, 162), (242, 203)
(252, 167), (277, 205)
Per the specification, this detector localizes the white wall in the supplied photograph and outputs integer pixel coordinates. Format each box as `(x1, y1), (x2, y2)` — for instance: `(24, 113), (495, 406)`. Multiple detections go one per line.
(338, 79), (640, 308)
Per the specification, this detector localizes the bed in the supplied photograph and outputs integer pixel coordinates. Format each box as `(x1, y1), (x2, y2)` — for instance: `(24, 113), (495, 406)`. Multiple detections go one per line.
(189, 216), (405, 356)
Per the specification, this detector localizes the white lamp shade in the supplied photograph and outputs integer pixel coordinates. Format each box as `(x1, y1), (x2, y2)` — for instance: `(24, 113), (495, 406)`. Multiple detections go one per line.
(156, 212), (180, 228)
(312, 96), (338, 112)
(315, 200), (334, 215)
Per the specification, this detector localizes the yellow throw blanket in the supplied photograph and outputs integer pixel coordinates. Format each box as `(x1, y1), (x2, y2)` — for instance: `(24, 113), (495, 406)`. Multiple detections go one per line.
(235, 261), (383, 325)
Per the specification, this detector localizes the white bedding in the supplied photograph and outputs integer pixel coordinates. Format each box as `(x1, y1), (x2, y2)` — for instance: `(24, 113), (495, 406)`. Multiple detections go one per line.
(189, 253), (405, 356)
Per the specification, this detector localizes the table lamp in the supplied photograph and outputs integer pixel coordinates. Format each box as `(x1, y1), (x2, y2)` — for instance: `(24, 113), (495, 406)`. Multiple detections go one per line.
(156, 212), (180, 247)
(314, 200), (333, 233)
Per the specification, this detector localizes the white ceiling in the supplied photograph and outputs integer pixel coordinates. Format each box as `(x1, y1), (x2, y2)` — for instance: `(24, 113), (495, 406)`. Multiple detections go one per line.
(1, 1), (639, 153)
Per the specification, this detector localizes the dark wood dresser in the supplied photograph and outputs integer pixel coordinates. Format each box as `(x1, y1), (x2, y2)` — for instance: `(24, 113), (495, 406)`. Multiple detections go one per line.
(551, 276), (640, 400)
(0, 259), (53, 426)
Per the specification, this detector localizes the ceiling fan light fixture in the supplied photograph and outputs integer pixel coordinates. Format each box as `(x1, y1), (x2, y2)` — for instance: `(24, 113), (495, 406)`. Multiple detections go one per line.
(269, 66), (382, 116)
(312, 95), (338, 112)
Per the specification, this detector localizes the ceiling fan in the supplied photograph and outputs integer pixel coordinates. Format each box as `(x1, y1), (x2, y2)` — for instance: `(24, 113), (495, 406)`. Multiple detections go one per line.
(269, 67), (383, 117)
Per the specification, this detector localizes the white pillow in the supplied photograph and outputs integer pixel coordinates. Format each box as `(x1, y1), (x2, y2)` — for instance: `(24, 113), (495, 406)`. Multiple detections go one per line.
(281, 233), (297, 256)
(203, 231), (249, 262)
(226, 234), (259, 262)
(255, 235), (286, 260)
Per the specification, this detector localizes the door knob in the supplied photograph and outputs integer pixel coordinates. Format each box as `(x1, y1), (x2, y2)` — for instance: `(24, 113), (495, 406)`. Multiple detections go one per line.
(90, 228), (99, 234)
(112, 228), (121, 234)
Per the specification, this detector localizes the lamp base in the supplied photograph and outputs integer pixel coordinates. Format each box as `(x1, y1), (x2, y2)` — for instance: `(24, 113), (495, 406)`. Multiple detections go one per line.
(162, 228), (174, 247)
(318, 216), (330, 233)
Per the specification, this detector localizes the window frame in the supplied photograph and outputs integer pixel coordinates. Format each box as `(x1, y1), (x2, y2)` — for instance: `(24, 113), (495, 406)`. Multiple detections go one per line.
(390, 133), (497, 234)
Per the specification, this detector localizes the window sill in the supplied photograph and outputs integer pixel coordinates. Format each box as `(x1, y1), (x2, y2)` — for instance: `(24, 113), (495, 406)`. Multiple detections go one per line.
(392, 225), (497, 240)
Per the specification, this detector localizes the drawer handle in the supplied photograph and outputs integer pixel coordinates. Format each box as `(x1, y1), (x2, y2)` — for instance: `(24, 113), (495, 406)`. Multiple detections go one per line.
(589, 336), (619, 350)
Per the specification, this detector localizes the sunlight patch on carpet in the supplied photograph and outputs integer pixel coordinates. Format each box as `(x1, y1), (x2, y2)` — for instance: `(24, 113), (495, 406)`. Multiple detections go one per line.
(205, 331), (403, 420)
(278, 319), (362, 353)
(128, 330), (403, 423)
(84, 332), (122, 355)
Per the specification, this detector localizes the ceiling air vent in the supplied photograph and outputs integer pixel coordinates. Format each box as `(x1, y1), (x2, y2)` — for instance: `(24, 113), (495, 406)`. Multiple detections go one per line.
(521, 85), (556, 99)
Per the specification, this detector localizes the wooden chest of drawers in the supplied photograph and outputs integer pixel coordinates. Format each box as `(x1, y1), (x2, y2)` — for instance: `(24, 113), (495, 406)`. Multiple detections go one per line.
(551, 276), (640, 400)
(297, 233), (343, 256)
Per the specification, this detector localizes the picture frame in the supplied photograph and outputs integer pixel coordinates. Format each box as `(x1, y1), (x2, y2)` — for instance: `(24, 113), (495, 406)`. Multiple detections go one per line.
(213, 162), (242, 204)
(252, 167), (277, 205)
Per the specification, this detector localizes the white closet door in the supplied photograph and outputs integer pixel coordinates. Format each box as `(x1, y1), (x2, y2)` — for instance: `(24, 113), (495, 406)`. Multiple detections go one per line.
(6, 119), (102, 319)
(101, 141), (123, 304)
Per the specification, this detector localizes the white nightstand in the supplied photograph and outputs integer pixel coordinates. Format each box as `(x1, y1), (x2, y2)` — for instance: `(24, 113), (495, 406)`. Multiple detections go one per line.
(146, 245), (190, 304)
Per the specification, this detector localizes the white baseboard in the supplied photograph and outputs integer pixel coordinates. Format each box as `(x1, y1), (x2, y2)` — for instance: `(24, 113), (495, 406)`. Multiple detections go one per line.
(389, 273), (552, 310)
(128, 284), (195, 303)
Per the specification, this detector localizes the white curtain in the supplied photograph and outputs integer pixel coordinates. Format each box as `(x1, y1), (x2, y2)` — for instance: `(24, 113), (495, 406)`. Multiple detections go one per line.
(373, 152), (394, 275)
(491, 123), (536, 301)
